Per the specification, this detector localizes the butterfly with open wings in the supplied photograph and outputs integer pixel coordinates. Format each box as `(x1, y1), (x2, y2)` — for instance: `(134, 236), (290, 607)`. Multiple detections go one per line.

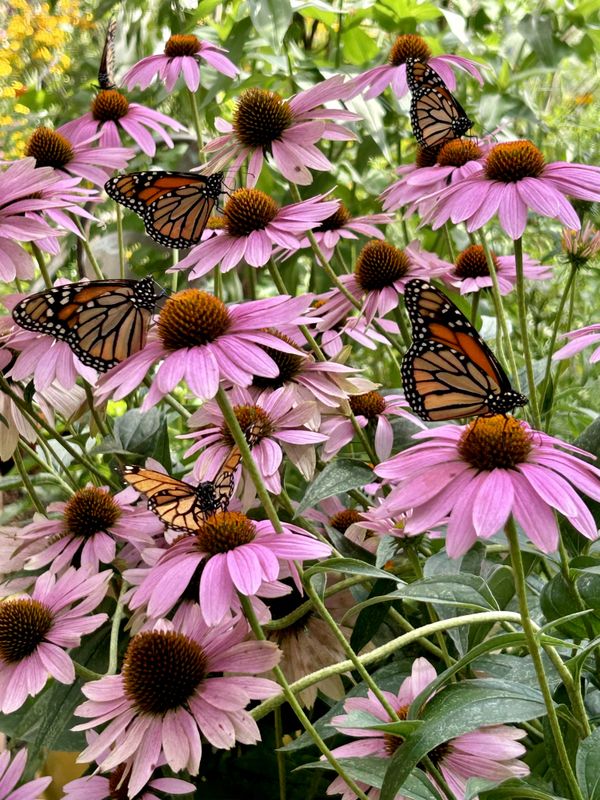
(105, 171), (224, 249)
(123, 426), (259, 532)
(11, 278), (162, 373)
(401, 279), (528, 421)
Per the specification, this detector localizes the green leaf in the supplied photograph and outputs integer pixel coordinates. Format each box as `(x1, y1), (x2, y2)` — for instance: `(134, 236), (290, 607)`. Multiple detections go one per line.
(295, 459), (374, 515)
(540, 574), (591, 638)
(317, 757), (443, 800)
(305, 557), (398, 583)
(248, 0), (293, 52)
(577, 728), (600, 800)
(392, 574), (498, 610)
(350, 576), (397, 652)
(381, 679), (547, 800)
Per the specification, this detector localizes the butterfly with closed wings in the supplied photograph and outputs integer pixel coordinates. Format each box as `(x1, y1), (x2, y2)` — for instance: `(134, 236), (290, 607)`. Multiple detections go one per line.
(98, 18), (117, 91)
(105, 170), (224, 249)
(123, 436), (256, 532)
(11, 278), (162, 373)
(405, 57), (473, 152)
(401, 279), (528, 421)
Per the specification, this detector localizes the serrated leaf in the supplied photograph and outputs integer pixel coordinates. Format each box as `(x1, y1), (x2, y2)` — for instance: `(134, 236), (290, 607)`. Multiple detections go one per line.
(295, 459), (374, 515)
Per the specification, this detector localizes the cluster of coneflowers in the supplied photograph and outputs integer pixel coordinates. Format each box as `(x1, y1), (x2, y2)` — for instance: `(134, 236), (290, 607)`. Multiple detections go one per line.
(0, 19), (598, 800)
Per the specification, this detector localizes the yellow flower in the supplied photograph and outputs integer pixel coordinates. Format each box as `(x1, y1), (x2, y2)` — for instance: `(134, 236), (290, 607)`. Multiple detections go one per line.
(13, 103), (29, 114)
(0, 60), (11, 77)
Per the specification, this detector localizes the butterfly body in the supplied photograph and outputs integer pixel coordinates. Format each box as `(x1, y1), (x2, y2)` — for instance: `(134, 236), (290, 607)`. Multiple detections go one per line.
(405, 58), (473, 151)
(12, 277), (160, 372)
(123, 448), (243, 532)
(402, 279), (528, 421)
(105, 171), (224, 248)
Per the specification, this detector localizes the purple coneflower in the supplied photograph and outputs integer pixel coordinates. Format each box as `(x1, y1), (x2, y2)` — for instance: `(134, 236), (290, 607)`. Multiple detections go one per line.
(17, 486), (164, 573)
(553, 323), (600, 364)
(422, 140), (600, 239)
(295, 202), (392, 261)
(129, 512), (331, 625)
(74, 609), (280, 796)
(351, 33), (483, 100)
(63, 738), (195, 800)
(562, 222), (600, 268)
(203, 75), (359, 186)
(320, 391), (423, 461)
(183, 385), (327, 495)
(315, 240), (448, 326)
(326, 657), (528, 800)
(23, 124), (134, 187)
(95, 292), (312, 408)
(248, 328), (376, 407)
(0, 158), (66, 281)
(320, 316), (400, 359)
(0, 568), (109, 713)
(122, 33), (238, 92)
(266, 577), (358, 708)
(172, 189), (339, 279)
(376, 416), (600, 557)
(381, 138), (490, 218)
(442, 244), (552, 295)
(0, 748), (51, 800)
(60, 91), (186, 157)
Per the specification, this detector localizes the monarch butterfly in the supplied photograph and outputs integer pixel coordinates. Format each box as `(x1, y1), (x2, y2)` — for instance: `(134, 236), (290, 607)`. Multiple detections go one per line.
(11, 278), (161, 373)
(405, 58), (473, 151)
(105, 171), (224, 249)
(98, 18), (117, 91)
(401, 279), (528, 421)
(123, 444), (253, 532)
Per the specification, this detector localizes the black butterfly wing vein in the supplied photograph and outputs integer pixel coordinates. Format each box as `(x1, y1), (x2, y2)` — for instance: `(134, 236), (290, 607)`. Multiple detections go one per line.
(11, 278), (159, 372)
(105, 171), (224, 249)
(401, 279), (528, 421)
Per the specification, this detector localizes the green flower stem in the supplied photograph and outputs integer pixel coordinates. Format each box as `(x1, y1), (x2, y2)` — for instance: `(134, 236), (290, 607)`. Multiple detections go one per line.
(386, 608), (445, 661)
(477, 232), (523, 394)
(267, 259), (325, 361)
(0, 375), (115, 488)
(216, 386), (283, 533)
(116, 202), (125, 280)
(405, 546), (452, 669)
(142, 377), (190, 419)
(73, 661), (103, 681)
(470, 291), (480, 325)
(13, 447), (45, 514)
(171, 250), (179, 294)
(18, 440), (74, 494)
(505, 517), (584, 800)
(31, 242), (52, 288)
(187, 87), (204, 161)
(84, 383), (109, 437)
(393, 307), (411, 348)
(303, 570), (400, 721)
(252, 610), (524, 721)
(213, 266), (223, 299)
(274, 706), (287, 800)
(71, 215), (104, 280)
(443, 222), (456, 263)
(422, 757), (458, 800)
(287, 183), (405, 357)
(107, 579), (128, 675)
(267, 258), (379, 463)
(513, 237), (541, 429)
(239, 593), (371, 800)
(540, 264), (577, 426)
